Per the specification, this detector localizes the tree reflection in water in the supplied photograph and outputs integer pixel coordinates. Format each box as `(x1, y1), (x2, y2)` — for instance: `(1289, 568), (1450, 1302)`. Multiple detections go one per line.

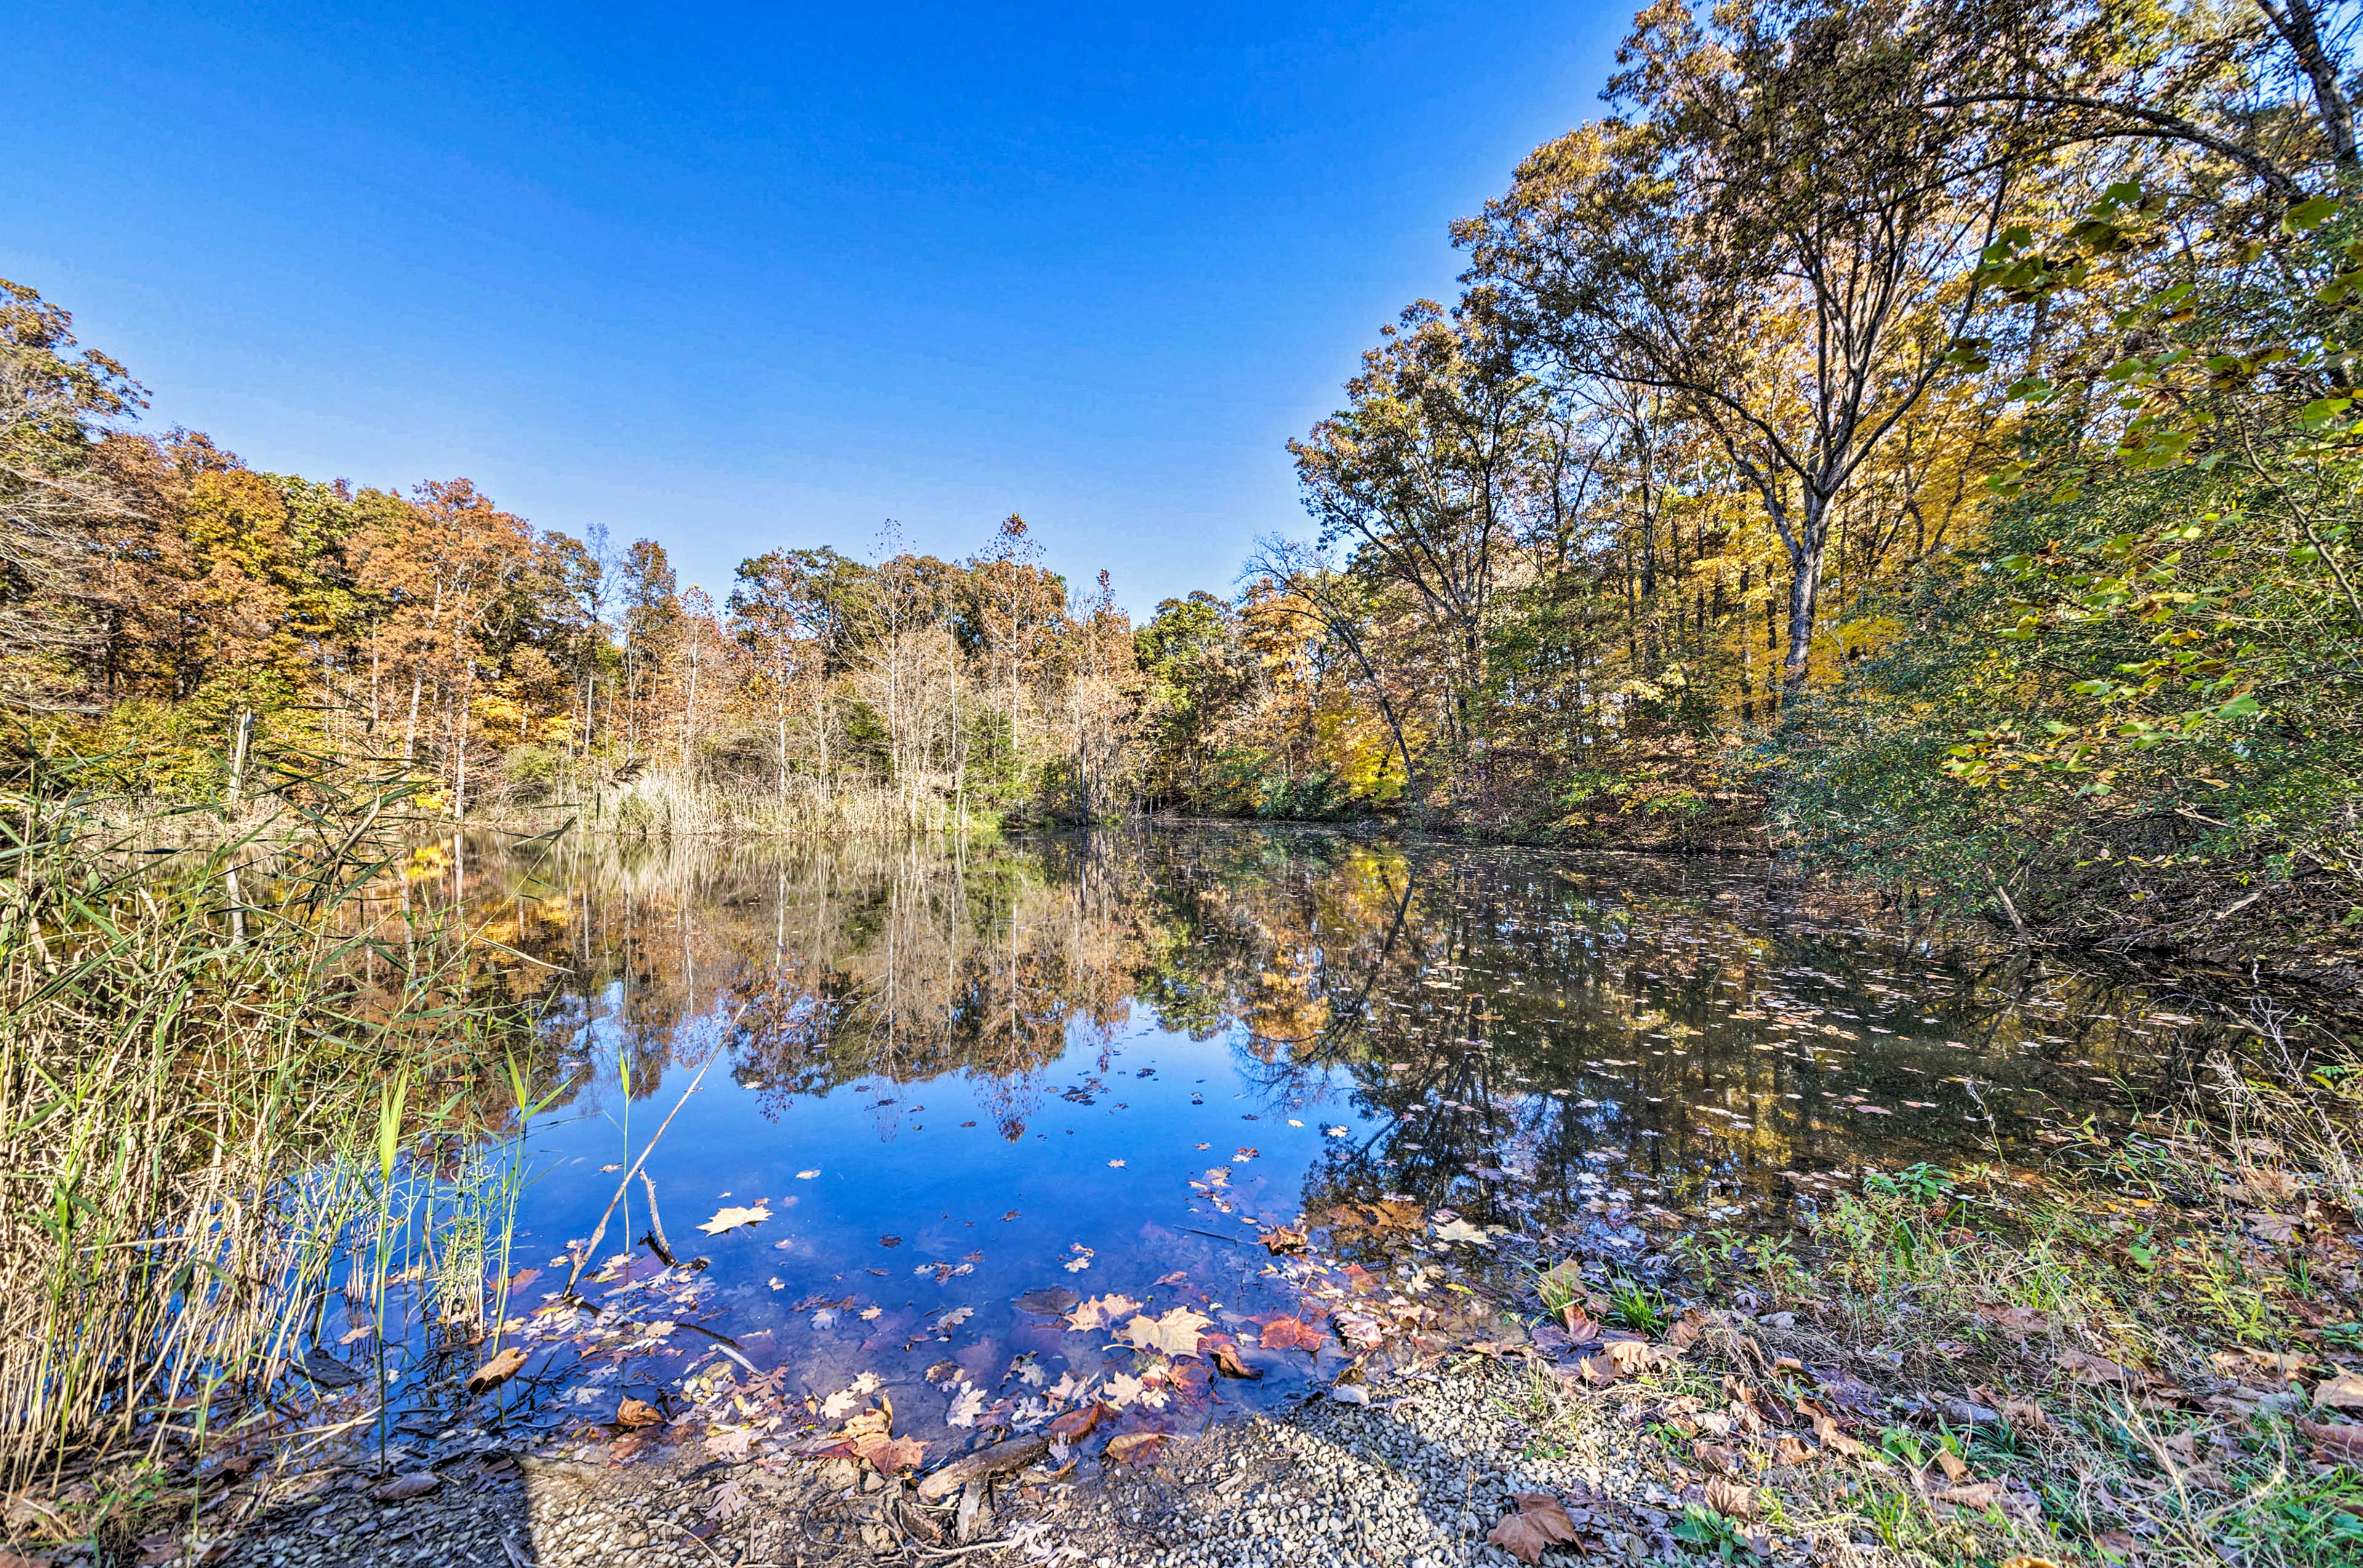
(460, 824), (2165, 1225)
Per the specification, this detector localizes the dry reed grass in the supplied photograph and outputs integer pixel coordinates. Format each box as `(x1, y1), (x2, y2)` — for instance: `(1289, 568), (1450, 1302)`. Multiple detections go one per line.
(0, 758), (524, 1487)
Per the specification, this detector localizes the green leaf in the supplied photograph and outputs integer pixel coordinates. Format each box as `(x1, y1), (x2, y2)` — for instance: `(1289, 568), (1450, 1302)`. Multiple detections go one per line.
(2284, 195), (2341, 234)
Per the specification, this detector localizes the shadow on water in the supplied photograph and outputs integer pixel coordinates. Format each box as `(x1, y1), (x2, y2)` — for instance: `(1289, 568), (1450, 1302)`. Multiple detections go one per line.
(219, 823), (2189, 1562)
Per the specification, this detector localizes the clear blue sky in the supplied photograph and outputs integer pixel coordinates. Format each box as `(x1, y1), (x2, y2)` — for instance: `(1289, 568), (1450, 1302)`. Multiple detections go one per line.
(2, 1), (1628, 614)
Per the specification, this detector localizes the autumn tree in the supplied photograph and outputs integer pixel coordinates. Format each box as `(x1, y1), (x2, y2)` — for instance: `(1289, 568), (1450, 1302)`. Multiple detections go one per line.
(1463, 0), (2018, 693)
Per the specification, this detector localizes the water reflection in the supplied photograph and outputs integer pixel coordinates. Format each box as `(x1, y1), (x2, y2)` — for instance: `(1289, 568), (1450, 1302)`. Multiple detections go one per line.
(435, 825), (2175, 1452)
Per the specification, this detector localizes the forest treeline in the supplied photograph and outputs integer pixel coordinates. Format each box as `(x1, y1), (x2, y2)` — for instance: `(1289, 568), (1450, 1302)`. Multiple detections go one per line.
(4, 0), (2359, 974)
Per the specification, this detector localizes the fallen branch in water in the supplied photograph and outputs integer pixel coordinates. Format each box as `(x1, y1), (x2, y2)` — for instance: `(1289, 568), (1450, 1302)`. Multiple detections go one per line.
(562, 1050), (719, 1300)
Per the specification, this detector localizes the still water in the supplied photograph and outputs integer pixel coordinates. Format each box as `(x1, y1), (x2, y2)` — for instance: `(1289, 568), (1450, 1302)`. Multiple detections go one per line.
(422, 825), (2179, 1457)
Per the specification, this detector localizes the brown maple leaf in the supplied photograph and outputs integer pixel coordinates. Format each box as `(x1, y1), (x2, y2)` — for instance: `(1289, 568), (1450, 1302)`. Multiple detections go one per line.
(1253, 1314), (1324, 1353)
(1487, 1493), (1579, 1564)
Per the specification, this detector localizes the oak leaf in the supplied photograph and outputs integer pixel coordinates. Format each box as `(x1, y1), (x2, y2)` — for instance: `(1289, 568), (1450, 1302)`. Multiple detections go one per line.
(852, 1433), (924, 1472)
(466, 1345), (527, 1394)
(616, 1397), (664, 1429)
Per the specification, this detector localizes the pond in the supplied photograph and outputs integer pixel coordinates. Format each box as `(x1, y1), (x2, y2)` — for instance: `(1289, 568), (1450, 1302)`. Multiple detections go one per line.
(386, 824), (2185, 1467)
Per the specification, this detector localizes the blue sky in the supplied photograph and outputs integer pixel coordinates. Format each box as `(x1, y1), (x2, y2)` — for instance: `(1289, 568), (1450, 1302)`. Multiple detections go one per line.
(2, 1), (1628, 613)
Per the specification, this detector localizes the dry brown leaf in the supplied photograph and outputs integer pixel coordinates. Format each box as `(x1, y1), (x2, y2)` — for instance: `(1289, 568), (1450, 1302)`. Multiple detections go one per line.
(852, 1432), (925, 1472)
(1934, 1448), (1970, 1482)
(2313, 1372), (2363, 1410)
(1253, 1314), (1324, 1353)
(465, 1345), (527, 1395)
(2300, 1418), (2363, 1463)
(2055, 1347), (2141, 1387)
(1258, 1224), (1308, 1254)
(1665, 1308), (1709, 1350)
(1559, 1305), (1604, 1343)
(1999, 1396), (2058, 1433)
(1980, 1305), (2053, 1335)
(1935, 1479), (2007, 1510)
(1692, 1441), (1742, 1474)
(369, 1472), (442, 1502)
(616, 1397), (665, 1430)
(1049, 1402), (1105, 1443)
(1602, 1339), (1658, 1376)
(1811, 1414), (1867, 1458)
(695, 1203), (771, 1236)
(1211, 1343), (1263, 1380)
(1486, 1492), (1580, 1564)
(1769, 1434), (1814, 1466)
(1703, 1476), (1756, 1520)
(1104, 1431), (1168, 1465)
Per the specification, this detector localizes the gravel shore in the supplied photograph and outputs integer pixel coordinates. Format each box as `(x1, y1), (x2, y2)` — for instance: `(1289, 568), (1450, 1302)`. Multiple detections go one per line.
(178, 1347), (1777, 1568)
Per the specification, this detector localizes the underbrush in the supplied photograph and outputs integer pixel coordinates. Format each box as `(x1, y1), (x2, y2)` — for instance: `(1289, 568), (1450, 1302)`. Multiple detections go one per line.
(1510, 1045), (2363, 1566)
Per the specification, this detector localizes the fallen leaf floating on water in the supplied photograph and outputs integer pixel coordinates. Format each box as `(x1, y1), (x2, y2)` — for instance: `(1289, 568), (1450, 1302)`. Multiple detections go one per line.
(796, 1169), (820, 1179)
(946, 1384), (988, 1428)
(616, 1398), (665, 1429)
(1121, 1307), (1213, 1358)
(1066, 1294), (1142, 1332)
(1048, 1402), (1105, 1442)
(1487, 1493), (1580, 1565)
(1252, 1314), (1324, 1353)
(1015, 1287), (1082, 1316)
(1431, 1217), (1490, 1246)
(465, 1345), (527, 1394)
(370, 1473), (442, 1503)
(1211, 1343), (1262, 1380)
(1258, 1224), (1308, 1254)
(695, 1203), (770, 1236)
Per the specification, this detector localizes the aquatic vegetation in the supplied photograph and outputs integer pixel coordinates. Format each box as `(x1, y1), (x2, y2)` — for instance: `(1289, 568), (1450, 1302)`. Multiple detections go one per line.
(0, 758), (545, 1486)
